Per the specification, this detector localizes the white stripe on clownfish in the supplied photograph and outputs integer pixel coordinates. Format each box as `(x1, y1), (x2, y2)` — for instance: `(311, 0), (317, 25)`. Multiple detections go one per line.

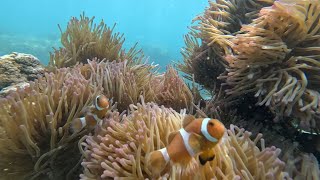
(92, 114), (103, 122)
(95, 95), (105, 111)
(157, 118), (219, 159)
(179, 128), (196, 157)
(157, 128), (198, 160)
(159, 148), (170, 163)
(201, 118), (218, 143)
(79, 117), (86, 127)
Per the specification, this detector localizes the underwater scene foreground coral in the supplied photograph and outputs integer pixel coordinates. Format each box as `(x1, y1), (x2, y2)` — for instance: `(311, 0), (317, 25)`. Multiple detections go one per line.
(0, 0), (320, 179)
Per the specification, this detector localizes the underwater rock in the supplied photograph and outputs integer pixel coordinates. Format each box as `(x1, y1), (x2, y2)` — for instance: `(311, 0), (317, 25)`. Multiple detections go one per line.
(0, 82), (30, 97)
(0, 52), (45, 91)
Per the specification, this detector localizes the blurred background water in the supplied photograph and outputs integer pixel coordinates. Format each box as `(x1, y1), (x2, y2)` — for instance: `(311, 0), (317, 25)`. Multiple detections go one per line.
(0, 0), (207, 70)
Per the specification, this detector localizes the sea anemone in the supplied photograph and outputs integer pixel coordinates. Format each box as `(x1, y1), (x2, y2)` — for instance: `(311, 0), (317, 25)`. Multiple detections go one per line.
(220, 0), (320, 131)
(0, 56), (197, 179)
(184, 0), (320, 131)
(178, 34), (226, 90)
(0, 65), (98, 179)
(49, 12), (143, 68)
(82, 59), (195, 113)
(79, 99), (183, 179)
(80, 98), (291, 179)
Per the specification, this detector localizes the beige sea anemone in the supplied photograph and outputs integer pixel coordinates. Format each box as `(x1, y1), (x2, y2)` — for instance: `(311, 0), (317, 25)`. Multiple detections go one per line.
(79, 99), (183, 179)
(0, 65), (99, 179)
(192, 0), (320, 131)
(49, 12), (143, 69)
(82, 59), (195, 113)
(80, 97), (292, 179)
(0, 56), (197, 179)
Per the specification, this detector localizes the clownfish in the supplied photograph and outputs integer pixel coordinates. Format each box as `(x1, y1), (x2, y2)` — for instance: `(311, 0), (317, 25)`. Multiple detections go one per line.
(71, 95), (110, 132)
(148, 115), (225, 175)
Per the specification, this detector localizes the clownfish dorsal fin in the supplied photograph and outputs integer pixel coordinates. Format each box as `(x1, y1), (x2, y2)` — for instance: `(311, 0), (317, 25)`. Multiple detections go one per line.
(182, 115), (195, 128)
(168, 131), (179, 144)
(188, 133), (204, 153)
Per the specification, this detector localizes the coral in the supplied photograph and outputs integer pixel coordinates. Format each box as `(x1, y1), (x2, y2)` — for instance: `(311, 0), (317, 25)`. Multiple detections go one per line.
(80, 99), (292, 179)
(49, 12), (143, 68)
(0, 65), (99, 179)
(0, 52), (45, 91)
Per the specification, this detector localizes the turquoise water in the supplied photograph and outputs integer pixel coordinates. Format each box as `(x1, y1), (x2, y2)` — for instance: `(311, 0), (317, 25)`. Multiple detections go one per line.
(0, 0), (207, 69)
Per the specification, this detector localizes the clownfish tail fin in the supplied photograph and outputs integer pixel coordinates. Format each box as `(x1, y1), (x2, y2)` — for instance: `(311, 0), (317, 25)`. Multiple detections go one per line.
(148, 148), (170, 174)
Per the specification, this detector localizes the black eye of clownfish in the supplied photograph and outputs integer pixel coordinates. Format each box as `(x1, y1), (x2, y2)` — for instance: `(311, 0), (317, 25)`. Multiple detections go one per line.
(209, 122), (214, 126)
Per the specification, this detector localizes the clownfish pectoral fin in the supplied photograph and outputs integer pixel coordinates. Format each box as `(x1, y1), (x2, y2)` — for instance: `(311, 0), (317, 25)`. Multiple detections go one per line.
(168, 131), (179, 144)
(182, 115), (195, 128)
(199, 149), (215, 165)
(188, 133), (204, 153)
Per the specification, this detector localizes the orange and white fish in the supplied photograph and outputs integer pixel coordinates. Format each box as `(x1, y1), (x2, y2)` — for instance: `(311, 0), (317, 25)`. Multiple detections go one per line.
(148, 115), (225, 174)
(71, 94), (110, 132)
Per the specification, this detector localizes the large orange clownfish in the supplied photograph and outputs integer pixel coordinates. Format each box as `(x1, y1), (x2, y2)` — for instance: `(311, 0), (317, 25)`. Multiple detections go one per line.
(148, 115), (225, 174)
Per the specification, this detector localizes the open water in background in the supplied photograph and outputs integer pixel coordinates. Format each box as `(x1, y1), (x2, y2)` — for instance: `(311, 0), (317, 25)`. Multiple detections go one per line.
(0, 0), (207, 71)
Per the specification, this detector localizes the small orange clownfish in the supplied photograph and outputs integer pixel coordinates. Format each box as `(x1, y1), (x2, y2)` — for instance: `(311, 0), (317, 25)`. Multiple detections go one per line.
(148, 115), (225, 174)
(71, 95), (110, 132)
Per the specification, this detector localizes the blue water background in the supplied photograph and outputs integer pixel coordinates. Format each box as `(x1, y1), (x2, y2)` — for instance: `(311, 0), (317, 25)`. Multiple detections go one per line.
(0, 0), (207, 71)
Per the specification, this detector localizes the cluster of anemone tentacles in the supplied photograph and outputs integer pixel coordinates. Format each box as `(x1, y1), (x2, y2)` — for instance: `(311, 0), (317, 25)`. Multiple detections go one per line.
(0, 57), (196, 179)
(49, 12), (143, 69)
(80, 99), (319, 179)
(180, 0), (320, 131)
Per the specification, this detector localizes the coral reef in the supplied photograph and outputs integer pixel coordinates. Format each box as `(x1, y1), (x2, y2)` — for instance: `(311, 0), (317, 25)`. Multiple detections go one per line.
(1, 0), (319, 179)
(49, 13), (143, 68)
(0, 52), (45, 91)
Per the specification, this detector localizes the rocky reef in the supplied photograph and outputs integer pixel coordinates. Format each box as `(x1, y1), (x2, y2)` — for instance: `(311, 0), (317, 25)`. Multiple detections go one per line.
(0, 2), (319, 179)
(0, 52), (45, 96)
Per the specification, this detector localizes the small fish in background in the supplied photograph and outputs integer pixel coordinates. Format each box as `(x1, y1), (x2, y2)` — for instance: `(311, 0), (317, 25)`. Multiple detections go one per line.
(71, 94), (110, 132)
(148, 115), (225, 175)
